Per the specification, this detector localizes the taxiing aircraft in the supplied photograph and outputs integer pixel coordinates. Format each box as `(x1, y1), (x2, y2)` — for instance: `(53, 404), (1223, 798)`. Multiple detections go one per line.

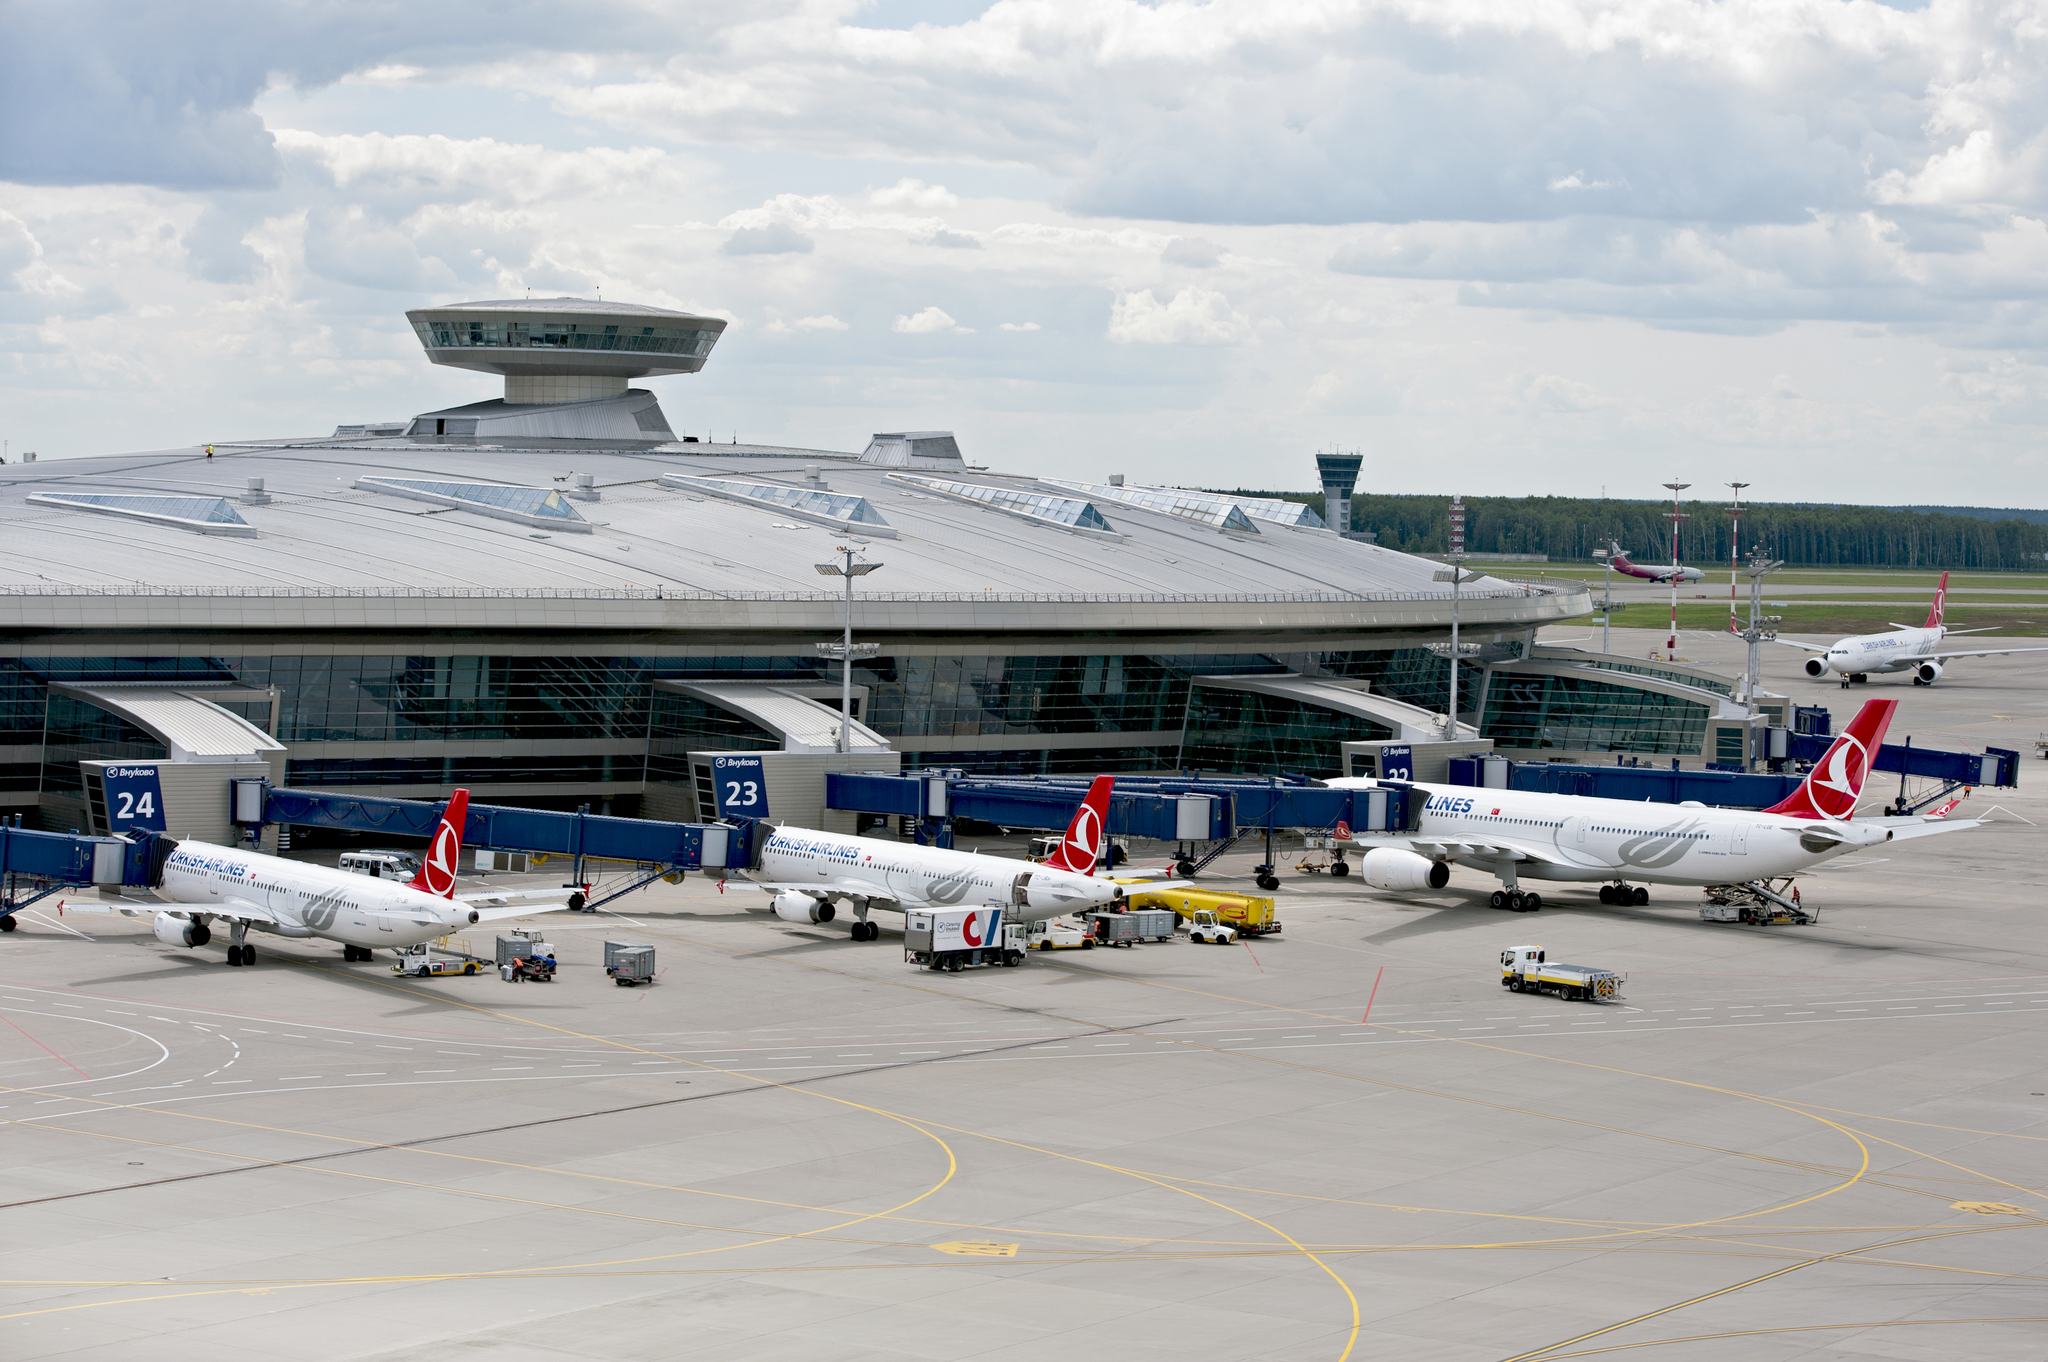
(746, 775), (1129, 939)
(1328, 698), (1978, 910)
(1604, 542), (1704, 584)
(76, 790), (573, 966)
(1774, 571), (2048, 687)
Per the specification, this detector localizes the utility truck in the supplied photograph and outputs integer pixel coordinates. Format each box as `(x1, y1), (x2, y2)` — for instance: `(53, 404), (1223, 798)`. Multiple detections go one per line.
(1185, 909), (1238, 945)
(1500, 945), (1624, 1002)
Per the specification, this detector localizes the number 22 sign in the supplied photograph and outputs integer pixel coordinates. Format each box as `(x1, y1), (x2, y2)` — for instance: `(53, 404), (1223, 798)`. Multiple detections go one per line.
(711, 755), (769, 818)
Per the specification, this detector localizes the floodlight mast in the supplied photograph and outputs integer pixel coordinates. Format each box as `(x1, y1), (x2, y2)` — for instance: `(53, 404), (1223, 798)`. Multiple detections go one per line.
(1661, 481), (1690, 656)
(1592, 546), (1613, 654)
(1435, 495), (1468, 737)
(814, 544), (883, 754)
(1726, 482), (1749, 634)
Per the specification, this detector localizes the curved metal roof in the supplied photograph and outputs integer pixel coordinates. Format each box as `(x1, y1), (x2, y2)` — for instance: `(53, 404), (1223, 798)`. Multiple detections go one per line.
(53, 685), (285, 760)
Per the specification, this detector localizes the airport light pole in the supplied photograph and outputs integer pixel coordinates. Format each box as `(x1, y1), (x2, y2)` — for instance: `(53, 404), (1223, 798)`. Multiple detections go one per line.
(1725, 482), (1749, 635)
(1661, 481), (1690, 658)
(1593, 546), (1613, 654)
(814, 545), (882, 754)
(1432, 495), (1475, 737)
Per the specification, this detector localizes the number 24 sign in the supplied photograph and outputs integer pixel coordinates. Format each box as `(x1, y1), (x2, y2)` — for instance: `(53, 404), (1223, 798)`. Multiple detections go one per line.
(711, 755), (769, 818)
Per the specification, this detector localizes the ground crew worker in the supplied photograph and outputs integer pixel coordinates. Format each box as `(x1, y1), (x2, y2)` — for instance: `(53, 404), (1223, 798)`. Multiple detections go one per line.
(205, 444), (214, 458)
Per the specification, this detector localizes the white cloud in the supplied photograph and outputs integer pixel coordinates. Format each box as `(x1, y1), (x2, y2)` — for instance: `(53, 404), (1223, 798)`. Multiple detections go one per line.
(871, 178), (958, 209)
(894, 306), (972, 334)
(723, 223), (815, 255)
(1105, 288), (1250, 345)
(1161, 236), (1225, 268)
(766, 314), (850, 333)
(999, 321), (1041, 332)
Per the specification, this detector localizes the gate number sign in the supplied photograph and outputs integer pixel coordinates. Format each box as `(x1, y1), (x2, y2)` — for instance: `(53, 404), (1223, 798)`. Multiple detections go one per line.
(711, 755), (769, 818)
(103, 764), (168, 832)
(1379, 746), (1414, 782)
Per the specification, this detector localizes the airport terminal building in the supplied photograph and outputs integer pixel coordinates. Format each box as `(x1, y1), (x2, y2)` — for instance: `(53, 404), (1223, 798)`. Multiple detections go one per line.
(0, 298), (1774, 835)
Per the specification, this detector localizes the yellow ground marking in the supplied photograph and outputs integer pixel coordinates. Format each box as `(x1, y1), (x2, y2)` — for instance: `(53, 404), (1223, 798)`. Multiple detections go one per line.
(1497, 1226), (2035, 1362)
(932, 1241), (1018, 1257)
(1530, 1316), (2048, 1359)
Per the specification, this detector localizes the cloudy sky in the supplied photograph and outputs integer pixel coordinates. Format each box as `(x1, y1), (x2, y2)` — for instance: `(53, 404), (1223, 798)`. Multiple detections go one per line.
(7, 0), (2048, 503)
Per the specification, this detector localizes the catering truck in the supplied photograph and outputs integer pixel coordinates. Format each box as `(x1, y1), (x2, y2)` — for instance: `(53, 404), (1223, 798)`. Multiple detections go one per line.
(905, 907), (1023, 973)
(1500, 945), (1624, 1002)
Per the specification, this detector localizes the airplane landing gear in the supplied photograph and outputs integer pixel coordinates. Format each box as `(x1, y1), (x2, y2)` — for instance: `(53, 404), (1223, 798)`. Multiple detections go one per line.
(851, 920), (879, 942)
(0, 915), (14, 933)
(226, 922), (253, 966)
(343, 944), (371, 962)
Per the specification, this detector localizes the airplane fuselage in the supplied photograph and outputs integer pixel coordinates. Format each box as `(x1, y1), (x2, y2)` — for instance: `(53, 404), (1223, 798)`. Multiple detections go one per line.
(758, 827), (1121, 918)
(161, 842), (474, 947)
(1813, 625), (1946, 676)
(1332, 781), (1889, 886)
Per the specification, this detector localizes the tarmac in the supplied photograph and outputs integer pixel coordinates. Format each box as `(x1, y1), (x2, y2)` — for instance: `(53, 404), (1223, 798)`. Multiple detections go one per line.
(1, 630), (2044, 1360)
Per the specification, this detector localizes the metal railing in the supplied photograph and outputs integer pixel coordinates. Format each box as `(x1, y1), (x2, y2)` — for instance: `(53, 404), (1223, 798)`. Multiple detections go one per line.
(0, 582), (1579, 604)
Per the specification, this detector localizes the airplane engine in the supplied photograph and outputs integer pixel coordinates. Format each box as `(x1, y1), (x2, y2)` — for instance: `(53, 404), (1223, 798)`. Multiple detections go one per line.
(1360, 848), (1450, 892)
(153, 912), (209, 948)
(773, 892), (835, 925)
(1803, 656), (1830, 678)
(1916, 661), (1943, 684)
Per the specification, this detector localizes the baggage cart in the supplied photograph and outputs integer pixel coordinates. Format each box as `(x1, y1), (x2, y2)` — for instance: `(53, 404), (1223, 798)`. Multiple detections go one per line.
(607, 945), (655, 987)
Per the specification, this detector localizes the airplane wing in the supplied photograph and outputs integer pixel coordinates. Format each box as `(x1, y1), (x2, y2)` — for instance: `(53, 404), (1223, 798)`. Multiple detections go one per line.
(469, 902), (574, 922)
(1110, 876), (1195, 892)
(456, 888), (580, 908)
(1348, 835), (1572, 866)
(743, 880), (905, 909)
(1768, 638), (1831, 652)
(1864, 816), (1987, 841)
(1926, 645), (2048, 662)
(67, 895), (287, 925)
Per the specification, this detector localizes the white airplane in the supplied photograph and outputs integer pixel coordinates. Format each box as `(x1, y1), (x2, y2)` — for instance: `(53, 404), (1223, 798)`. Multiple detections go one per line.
(72, 790), (572, 966)
(1328, 698), (1979, 910)
(1774, 571), (2048, 687)
(746, 775), (1129, 939)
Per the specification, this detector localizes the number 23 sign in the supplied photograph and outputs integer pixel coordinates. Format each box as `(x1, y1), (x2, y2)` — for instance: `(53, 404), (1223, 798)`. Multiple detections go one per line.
(711, 755), (769, 818)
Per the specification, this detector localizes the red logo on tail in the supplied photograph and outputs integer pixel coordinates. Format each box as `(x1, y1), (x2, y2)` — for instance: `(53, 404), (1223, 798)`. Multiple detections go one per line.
(1045, 776), (1114, 874)
(1924, 571), (1950, 630)
(1763, 701), (1896, 821)
(409, 789), (469, 898)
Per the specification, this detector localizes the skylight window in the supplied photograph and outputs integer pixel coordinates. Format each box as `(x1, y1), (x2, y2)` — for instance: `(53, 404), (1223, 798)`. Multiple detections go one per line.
(1037, 480), (1261, 533)
(885, 473), (1122, 537)
(658, 474), (897, 538)
(27, 493), (257, 537)
(354, 477), (592, 533)
(1217, 493), (1325, 529)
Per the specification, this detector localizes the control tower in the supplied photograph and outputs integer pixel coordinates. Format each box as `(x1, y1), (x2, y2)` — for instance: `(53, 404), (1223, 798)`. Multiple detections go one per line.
(403, 298), (727, 444)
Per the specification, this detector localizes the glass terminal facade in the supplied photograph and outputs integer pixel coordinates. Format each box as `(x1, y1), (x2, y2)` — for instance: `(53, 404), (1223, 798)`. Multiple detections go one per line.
(0, 648), (1727, 817)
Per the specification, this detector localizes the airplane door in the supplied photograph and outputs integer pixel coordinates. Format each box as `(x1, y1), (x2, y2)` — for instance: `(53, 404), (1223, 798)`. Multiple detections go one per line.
(1731, 823), (1749, 854)
(1011, 871), (1032, 907)
(1560, 817), (1597, 865)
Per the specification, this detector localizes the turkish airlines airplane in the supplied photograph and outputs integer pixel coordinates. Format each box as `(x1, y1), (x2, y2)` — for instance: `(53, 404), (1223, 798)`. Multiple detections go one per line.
(747, 775), (1129, 939)
(1604, 541), (1705, 584)
(1328, 698), (1979, 910)
(75, 790), (571, 966)
(1775, 571), (2048, 687)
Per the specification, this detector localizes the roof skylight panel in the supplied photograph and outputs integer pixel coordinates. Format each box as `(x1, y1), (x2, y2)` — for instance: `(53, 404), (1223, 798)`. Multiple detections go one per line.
(353, 477), (593, 531)
(1037, 480), (1260, 533)
(885, 473), (1122, 536)
(27, 493), (257, 537)
(658, 474), (897, 537)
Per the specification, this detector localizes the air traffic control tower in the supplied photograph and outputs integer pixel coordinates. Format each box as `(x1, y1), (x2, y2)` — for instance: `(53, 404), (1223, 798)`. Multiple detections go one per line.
(403, 298), (727, 444)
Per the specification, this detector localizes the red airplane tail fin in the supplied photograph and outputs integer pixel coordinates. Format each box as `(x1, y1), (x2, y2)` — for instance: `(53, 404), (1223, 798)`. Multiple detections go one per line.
(1762, 701), (1896, 821)
(1044, 776), (1114, 874)
(1924, 571), (1950, 629)
(409, 788), (469, 898)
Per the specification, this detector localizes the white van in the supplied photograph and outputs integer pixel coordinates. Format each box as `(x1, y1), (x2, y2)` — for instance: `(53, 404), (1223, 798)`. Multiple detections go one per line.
(338, 849), (422, 880)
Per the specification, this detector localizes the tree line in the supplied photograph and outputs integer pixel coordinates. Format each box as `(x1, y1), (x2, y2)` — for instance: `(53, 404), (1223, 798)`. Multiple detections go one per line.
(1213, 490), (2048, 572)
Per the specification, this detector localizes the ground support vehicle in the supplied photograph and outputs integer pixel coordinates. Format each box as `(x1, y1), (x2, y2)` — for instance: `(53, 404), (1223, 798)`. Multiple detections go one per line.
(341, 849), (422, 880)
(1501, 945), (1623, 1002)
(904, 907), (1022, 972)
(1700, 880), (1816, 926)
(503, 955), (556, 982)
(1123, 887), (1281, 937)
(1296, 836), (1352, 878)
(1185, 909), (1238, 945)
(604, 939), (656, 986)
(392, 942), (481, 978)
(1083, 908), (1175, 946)
(1024, 918), (1093, 951)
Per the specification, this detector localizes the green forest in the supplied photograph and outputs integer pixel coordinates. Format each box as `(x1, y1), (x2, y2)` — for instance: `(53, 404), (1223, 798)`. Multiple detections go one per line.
(1213, 490), (2048, 572)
